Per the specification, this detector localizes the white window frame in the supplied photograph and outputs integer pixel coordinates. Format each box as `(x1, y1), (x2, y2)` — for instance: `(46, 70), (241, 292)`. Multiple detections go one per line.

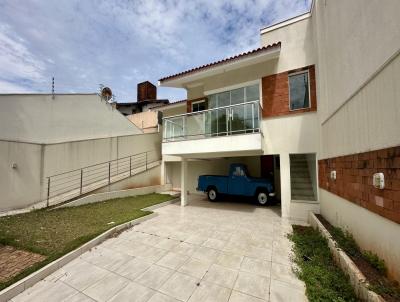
(288, 70), (312, 111)
(191, 99), (206, 112)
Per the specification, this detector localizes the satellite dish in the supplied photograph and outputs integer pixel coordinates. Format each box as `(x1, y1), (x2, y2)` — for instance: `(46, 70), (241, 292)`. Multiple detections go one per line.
(101, 87), (113, 101)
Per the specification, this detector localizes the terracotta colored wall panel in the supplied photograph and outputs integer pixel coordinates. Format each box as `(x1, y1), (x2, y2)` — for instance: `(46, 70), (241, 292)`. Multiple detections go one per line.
(262, 65), (317, 117)
(319, 146), (400, 224)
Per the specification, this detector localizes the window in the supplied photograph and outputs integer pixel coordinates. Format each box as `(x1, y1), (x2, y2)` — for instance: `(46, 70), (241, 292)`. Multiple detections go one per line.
(233, 166), (246, 177)
(208, 84), (259, 109)
(289, 71), (310, 110)
(206, 84), (260, 135)
(191, 100), (206, 112)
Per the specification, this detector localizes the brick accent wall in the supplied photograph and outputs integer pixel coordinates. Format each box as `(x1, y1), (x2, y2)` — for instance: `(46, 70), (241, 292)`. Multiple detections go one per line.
(319, 146), (400, 224)
(262, 65), (317, 118)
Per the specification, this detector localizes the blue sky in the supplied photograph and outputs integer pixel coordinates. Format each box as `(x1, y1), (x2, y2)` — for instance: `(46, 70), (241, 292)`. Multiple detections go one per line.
(0, 0), (311, 102)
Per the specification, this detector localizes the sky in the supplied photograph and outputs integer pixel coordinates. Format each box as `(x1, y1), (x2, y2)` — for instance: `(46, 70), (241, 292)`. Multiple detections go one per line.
(0, 0), (311, 102)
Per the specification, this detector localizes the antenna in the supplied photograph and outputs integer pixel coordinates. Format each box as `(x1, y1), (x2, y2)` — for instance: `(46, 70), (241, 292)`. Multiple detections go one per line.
(52, 77), (55, 99)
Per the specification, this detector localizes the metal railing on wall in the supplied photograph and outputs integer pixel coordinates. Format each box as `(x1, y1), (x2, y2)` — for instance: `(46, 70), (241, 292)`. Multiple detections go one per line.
(45, 150), (160, 206)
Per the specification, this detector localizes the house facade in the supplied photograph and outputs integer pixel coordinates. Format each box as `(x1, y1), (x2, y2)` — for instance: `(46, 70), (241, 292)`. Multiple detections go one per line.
(158, 0), (400, 281)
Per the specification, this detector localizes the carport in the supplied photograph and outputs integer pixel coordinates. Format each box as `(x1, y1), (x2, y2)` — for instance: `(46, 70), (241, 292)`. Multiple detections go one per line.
(163, 153), (281, 209)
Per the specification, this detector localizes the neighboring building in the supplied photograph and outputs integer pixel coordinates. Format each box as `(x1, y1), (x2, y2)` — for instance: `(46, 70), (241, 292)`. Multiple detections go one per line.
(158, 0), (400, 281)
(115, 81), (169, 116)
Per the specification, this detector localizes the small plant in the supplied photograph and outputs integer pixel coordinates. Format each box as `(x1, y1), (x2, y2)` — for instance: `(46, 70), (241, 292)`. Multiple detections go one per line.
(330, 227), (359, 257)
(362, 250), (387, 275)
(288, 226), (357, 302)
(316, 215), (400, 301)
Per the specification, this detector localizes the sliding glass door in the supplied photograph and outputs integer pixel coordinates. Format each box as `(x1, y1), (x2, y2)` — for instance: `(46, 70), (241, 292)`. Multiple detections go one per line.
(207, 83), (259, 136)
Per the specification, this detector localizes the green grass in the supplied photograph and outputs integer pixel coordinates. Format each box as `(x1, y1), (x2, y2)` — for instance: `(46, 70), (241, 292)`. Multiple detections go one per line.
(0, 193), (174, 290)
(288, 225), (358, 302)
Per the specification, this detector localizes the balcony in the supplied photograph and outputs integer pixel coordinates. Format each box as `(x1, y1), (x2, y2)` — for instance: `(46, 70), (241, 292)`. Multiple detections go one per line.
(162, 101), (263, 157)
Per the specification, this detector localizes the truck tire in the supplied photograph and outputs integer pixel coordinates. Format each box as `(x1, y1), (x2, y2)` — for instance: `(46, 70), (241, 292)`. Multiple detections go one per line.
(256, 190), (268, 205)
(207, 187), (218, 202)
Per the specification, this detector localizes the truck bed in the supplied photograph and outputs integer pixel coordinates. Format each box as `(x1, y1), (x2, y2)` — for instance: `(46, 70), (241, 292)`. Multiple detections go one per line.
(197, 175), (228, 193)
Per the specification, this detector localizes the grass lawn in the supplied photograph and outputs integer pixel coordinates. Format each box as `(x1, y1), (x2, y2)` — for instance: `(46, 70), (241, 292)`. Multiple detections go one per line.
(0, 193), (175, 290)
(288, 225), (358, 302)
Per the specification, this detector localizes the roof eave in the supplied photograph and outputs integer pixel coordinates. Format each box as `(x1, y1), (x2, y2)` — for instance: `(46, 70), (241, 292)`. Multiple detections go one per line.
(159, 44), (281, 88)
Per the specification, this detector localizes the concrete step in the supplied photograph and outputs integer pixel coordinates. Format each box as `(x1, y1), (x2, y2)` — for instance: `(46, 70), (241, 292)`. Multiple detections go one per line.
(291, 171), (310, 178)
(292, 194), (317, 201)
(290, 167), (309, 173)
(291, 177), (312, 184)
(292, 188), (314, 195)
(291, 182), (313, 190)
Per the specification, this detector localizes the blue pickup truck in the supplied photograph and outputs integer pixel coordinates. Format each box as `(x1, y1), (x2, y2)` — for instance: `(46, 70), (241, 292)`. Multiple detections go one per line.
(197, 163), (275, 205)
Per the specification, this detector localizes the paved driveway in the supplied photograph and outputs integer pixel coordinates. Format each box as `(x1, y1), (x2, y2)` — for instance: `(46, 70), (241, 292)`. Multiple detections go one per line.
(12, 196), (307, 302)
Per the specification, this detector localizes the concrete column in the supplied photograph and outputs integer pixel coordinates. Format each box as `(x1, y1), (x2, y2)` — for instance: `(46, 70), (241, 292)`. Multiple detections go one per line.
(280, 153), (291, 218)
(180, 158), (188, 206)
(160, 160), (166, 185)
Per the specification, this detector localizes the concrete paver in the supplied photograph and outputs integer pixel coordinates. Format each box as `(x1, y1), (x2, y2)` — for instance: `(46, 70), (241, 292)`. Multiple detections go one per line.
(12, 195), (307, 302)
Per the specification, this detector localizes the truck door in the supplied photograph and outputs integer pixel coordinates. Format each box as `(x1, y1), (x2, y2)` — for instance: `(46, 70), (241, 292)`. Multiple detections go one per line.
(229, 166), (247, 196)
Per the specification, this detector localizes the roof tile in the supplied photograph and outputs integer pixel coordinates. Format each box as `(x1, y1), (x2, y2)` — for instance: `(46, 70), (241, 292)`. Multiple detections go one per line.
(159, 42), (281, 82)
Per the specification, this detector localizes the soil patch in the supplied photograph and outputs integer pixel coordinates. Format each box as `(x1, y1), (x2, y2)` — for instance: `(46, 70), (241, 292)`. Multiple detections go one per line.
(316, 214), (400, 302)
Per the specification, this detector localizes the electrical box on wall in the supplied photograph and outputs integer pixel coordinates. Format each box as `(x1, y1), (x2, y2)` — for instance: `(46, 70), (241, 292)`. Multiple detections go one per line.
(330, 170), (336, 180)
(373, 173), (385, 189)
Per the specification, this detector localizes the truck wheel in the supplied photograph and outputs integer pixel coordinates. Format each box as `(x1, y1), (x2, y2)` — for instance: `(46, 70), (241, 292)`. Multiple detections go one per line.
(207, 188), (218, 202)
(257, 191), (268, 205)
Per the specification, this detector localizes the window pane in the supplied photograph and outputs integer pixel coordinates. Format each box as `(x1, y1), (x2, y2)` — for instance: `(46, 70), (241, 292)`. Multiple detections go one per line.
(231, 88), (244, 105)
(208, 95), (217, 109)
(218, 91), (230, 107)
(192, 101), (206, 112)
(289, 72), (310, 110)
(246, 84), (259, 102)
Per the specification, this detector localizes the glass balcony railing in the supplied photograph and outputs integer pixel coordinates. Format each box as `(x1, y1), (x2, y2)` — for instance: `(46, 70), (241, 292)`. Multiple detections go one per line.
(163, 100), (261, 142)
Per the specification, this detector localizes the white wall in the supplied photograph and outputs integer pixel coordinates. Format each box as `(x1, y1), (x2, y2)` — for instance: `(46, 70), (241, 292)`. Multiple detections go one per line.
(306, 153), (318, 200)
(92, 164), (161, 194)
(320, 53), (400, 158)
(314, 0), (400, 123)
(0, 94), (142, 144)
(260, 16), (316, 74)
(43, 132), (161, 177)
(0, 141), (43, 212)
(0, 133), (162, 212)
(261, 113), (320, 155)
(313, 0), (400, 281)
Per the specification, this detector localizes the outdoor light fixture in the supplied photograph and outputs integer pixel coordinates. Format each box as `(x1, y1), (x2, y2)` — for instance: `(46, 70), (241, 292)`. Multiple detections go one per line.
(373, 173), (385, 189)
(330, 170), (336, 180)
(11, 163), (17, 169)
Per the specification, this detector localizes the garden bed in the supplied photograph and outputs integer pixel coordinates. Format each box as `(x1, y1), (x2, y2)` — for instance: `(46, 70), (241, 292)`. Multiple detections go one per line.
(288, 225), (358, 301)
(0, 193), (174, 290)
(316, 214), (400, 302)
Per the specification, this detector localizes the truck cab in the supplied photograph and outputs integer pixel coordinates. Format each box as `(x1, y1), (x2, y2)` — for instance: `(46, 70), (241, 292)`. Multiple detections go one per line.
(197, 163), (275, 205)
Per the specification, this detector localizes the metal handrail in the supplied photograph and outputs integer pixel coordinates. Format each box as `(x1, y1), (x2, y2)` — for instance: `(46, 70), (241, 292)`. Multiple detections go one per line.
(47, 151), (149, 178)
(163, 100), (262, 142)
(45, 149), (160, 206)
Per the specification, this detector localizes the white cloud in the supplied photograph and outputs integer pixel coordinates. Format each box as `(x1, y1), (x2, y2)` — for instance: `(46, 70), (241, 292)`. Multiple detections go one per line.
(0, 0), (311, 100)
(0, 24), (46, 84)
(0, 79), (30, 93)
